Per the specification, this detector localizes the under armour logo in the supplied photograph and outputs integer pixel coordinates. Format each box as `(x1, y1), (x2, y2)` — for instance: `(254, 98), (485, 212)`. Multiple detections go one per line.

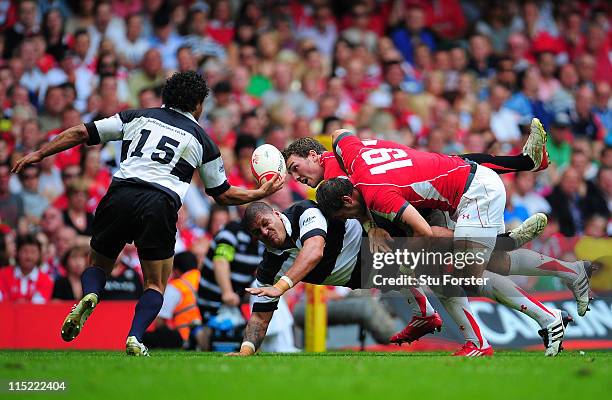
(459, 325), (465, 331)
(461, 214), (470, 219)
(520, 305), (528, 311)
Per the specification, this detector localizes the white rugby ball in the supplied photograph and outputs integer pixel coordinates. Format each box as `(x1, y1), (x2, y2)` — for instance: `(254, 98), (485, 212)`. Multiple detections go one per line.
(251, 144), (287, 185)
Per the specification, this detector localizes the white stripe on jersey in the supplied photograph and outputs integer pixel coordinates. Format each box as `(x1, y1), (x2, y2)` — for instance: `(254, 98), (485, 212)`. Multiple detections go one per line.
(93, 107), (228, 202)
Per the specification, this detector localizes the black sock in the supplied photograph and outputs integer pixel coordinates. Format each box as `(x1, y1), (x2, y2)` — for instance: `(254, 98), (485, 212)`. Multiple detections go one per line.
(461, 154), (535, 174)
(494, 232), (518, 251)
(81, 266), (107, 297)
(128, 289), (164, 342)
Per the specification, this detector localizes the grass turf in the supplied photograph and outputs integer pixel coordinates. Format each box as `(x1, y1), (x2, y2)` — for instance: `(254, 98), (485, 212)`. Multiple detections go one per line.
(0, 350), (609, 400)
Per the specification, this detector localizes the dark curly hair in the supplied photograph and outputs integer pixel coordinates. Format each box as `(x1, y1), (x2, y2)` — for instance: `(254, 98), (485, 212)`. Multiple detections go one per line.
(161, 71), (210, 113)
(315, 178), (354, 215)
(282, 137), (326, 160)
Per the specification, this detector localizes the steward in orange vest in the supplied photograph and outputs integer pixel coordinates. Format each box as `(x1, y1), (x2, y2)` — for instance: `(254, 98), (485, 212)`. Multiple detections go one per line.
(143, 251), (203, 348)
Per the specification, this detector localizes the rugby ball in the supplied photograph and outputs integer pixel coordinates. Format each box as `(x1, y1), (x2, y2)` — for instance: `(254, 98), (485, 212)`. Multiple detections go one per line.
(251, 144), (287, 185)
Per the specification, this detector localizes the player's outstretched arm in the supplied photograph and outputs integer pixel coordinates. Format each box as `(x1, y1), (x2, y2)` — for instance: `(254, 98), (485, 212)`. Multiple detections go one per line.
(246, 236), (325, 298)
(213, 174), (284, 205)
(12, 124), (89, 174)
(226, 311), (274, 356)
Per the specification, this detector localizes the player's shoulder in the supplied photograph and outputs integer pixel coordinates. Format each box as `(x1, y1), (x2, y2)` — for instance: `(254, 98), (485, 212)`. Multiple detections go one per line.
(123, 107), (215, 148)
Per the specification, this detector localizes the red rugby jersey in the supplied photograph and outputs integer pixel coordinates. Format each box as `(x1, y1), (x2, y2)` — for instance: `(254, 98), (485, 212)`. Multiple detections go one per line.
(333, 134), (471, 222)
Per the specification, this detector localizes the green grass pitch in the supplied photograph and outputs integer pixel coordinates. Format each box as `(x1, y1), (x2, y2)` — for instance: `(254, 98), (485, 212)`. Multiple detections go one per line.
(0, 350), (609, 399)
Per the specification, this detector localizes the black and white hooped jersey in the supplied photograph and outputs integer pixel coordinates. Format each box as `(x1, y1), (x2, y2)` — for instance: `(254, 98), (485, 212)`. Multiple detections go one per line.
(85, 106), (230, 205)
(251, 200), (362, 312)
(198, 221), (264, 318)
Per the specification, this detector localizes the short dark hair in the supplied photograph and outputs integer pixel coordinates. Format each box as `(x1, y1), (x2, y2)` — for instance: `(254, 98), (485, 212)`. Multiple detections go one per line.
(173, 251), (198, 273)
(282, 138), (326, 160)
(161, 71), (210, 113)
(16, 234), (41, 252)
(243, 202), (275, 231)
(315, 178), (354, 215)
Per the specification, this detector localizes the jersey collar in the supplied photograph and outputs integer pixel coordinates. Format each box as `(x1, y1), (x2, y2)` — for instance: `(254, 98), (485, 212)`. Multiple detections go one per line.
(161, 104), (198, 123)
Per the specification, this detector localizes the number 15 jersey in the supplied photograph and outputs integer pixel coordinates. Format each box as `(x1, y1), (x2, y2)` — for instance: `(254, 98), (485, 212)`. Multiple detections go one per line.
(85, 106), (230, 205)
(333, 133), (471, 223)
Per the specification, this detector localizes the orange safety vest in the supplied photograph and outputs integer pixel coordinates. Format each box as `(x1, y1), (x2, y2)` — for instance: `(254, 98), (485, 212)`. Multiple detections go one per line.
(170, 269), (203, 341)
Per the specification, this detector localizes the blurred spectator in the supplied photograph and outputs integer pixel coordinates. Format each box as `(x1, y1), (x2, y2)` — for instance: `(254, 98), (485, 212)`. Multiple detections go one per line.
(39, 206), (63, 242)
(52, 245), (89, 300)
(0, 234), (53, 303)
(88, 0), (126, 58)
(181, 5), (226, 64)
(127, 48), (165, 106)
(549, 63), (579, 116)
(37, 154), (63, 202)
(593, 82), (611, 143)
(297, 4), (337, 58)
(536, 51), (559, 102)
(17, 164), (48, 222)
(42, 8), (70, 63)
(505, 66), (552, 129)
(489, 83), (521, 143)
(0, 162), (24, 229)
(262, 62), (314, 118)
(570, 85), (605, 142)
(47, 225), (76, 278)
(390, 6), (435, 65)
(548, 113), (573, 167)
(512, 171), (551, 215)
(116, 14), (149, 69)
(205, 205), (230, 241)
(475, 3), (512, 54)
(39, 86), (66, 132)
(546, 167), (589, 236)
(3, 0), (39, 59)
(503, 176), (529, 227)
(62, 179), (94, 237)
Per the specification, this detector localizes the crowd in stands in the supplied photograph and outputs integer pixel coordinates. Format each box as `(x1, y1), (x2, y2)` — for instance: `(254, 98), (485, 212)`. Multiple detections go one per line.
(0, 0), (610, 318)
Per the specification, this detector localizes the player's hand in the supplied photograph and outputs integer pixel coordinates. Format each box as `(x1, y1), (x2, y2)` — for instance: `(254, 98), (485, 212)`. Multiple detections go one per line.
(368, 227), (393, 253)
(245, 286), (284, 298)
(257, 174), (284, 197)
(11, 151), (43, 174)
(225, 351), (252, 357)
(221, 291), (240, 306)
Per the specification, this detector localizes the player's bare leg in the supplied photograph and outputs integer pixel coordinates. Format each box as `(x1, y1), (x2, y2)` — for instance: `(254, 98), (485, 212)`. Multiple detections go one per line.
(126, 256), (174, 356)
(61, 249), (116, 342)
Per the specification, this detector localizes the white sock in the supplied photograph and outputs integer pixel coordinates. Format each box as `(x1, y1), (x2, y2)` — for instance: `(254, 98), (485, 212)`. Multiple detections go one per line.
(508, 249), (581, 283)
(399, 287), (436, 317)
(438, 291), (489, 348)
(480, 271), (556, 328)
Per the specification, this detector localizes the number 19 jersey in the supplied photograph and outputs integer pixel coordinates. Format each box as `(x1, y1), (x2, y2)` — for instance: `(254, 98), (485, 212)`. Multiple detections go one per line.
(333, 133), (471, 222)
